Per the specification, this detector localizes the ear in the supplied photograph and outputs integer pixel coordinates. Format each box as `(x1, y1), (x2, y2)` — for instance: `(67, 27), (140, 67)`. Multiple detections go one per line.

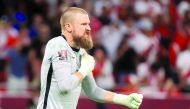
(65, 23), (72, 33)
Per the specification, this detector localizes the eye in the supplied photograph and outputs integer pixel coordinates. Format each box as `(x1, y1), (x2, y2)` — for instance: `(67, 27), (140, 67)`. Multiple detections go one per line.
(81, 23), (87, 26)
(81, 23), (91, 26)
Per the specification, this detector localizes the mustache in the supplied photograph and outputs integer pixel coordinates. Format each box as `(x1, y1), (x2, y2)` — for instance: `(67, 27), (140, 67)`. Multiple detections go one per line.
(85, 31), (91, 35)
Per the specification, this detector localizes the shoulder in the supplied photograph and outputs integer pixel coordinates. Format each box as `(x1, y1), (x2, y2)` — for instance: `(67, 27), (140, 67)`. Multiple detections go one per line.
(46, 36), (67, 49)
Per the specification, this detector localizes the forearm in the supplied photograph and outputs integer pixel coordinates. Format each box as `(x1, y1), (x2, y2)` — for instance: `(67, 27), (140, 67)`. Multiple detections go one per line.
(56, 71), (91, 92)
(56, 71), (81, 92)
(82, 80), (126, 104)
(53, 62), (84, 92)
(83, 84), (110, 103)
(104, 91), (116, 103)
(82, 72), (115, 103)
(62, 71), (91, 90)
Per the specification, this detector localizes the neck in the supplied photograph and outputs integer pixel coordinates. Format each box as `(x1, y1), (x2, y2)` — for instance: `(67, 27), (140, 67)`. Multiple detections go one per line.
(69, 41), (78, 49)
(62, 32), (78, 49)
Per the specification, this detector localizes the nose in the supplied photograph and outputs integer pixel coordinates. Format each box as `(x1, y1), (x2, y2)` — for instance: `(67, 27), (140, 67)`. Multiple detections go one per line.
(86, 24), (91, 31)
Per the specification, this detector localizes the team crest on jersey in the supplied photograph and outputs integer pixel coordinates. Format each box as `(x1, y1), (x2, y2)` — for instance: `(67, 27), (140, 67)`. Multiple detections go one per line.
(58, 50), (68, 60)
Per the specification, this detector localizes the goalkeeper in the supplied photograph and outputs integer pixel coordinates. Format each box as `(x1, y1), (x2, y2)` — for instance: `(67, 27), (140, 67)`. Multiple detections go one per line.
(37, 7), (143, 109)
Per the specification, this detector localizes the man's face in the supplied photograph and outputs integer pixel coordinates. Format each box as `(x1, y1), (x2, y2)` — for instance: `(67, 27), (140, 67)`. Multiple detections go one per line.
(72, 13), (93, 50)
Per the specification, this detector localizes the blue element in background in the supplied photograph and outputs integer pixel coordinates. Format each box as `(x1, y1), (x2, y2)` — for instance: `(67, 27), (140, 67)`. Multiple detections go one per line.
(15, 11), (26, 22)
(13, 11), (27, 31)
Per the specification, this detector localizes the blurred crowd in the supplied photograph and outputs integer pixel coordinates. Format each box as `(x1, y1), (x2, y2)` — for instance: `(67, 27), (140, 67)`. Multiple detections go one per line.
(0, 0), (190, 107)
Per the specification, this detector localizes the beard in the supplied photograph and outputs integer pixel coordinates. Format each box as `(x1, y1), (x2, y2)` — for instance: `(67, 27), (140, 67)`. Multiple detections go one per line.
(73, 31), (93, 50)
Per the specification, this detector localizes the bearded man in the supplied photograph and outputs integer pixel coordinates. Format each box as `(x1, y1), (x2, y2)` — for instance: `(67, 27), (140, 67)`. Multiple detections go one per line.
(37, 7), (143, 109)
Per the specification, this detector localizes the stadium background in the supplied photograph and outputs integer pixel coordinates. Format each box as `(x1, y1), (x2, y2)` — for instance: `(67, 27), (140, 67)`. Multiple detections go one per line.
(0, 0), (190, 109)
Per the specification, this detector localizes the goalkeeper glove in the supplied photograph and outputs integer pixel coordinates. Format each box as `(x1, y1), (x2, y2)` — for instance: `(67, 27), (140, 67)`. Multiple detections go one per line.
(78, 53), (95, 77)
(113, 93), (143, 109)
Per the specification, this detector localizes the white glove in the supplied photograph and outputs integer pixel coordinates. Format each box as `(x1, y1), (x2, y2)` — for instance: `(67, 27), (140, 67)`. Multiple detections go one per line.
(78, 53), (95, 77)
(113, 93), (143, 109)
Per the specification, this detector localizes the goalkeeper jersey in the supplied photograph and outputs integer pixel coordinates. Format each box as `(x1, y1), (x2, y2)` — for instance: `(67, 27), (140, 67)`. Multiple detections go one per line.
(36, 36), (85, 109)
(37, 36), (109, 109)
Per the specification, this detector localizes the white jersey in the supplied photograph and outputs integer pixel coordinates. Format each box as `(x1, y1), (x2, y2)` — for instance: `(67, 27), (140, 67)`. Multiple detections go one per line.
(37, 36), (109, 109)
(37, 36), (85, 109)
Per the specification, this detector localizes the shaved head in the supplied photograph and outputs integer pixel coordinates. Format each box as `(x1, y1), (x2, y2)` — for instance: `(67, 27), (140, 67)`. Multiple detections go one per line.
(60, 7), (93, 50)
(60, 7), (88, 30)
